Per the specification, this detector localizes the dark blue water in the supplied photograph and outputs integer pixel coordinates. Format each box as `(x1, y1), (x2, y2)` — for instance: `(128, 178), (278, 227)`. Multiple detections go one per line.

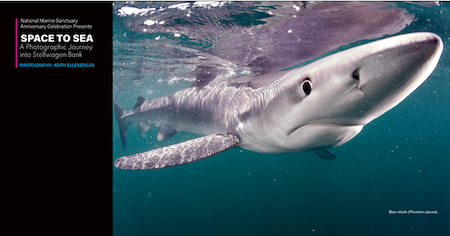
(113, 2), (450, 235)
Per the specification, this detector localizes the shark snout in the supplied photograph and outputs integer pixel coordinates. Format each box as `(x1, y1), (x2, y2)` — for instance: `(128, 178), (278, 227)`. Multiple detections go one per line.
(359, 33), (442, 88)
(350, 33), (443, 124)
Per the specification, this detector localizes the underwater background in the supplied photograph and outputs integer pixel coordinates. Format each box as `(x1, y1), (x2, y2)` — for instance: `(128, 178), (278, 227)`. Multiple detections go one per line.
(112, 2), (449, 235)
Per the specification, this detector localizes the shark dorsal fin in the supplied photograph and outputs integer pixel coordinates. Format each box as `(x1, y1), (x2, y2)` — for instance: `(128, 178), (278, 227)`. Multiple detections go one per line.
(133, 97), (147, 110)
(190, 66), (217, 88)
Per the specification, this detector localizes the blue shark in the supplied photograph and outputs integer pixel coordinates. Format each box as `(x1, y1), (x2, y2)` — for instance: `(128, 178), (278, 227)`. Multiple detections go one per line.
(114, 33), (443, 170)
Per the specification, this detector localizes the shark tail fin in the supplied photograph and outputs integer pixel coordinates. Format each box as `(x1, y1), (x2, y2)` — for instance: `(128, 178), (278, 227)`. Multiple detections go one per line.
(114, 91), (129, 149)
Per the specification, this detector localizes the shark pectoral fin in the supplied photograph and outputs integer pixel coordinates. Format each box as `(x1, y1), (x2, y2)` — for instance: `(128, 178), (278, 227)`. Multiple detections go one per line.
(313, 148), (336, 160)
(157, 123), (177, 141)
(114, 133), (240, 170)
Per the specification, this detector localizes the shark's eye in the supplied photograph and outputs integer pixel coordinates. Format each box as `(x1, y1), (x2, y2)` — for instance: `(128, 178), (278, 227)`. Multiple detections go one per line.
(352, 69), (360, 81)
(301, 78), (312, 95)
